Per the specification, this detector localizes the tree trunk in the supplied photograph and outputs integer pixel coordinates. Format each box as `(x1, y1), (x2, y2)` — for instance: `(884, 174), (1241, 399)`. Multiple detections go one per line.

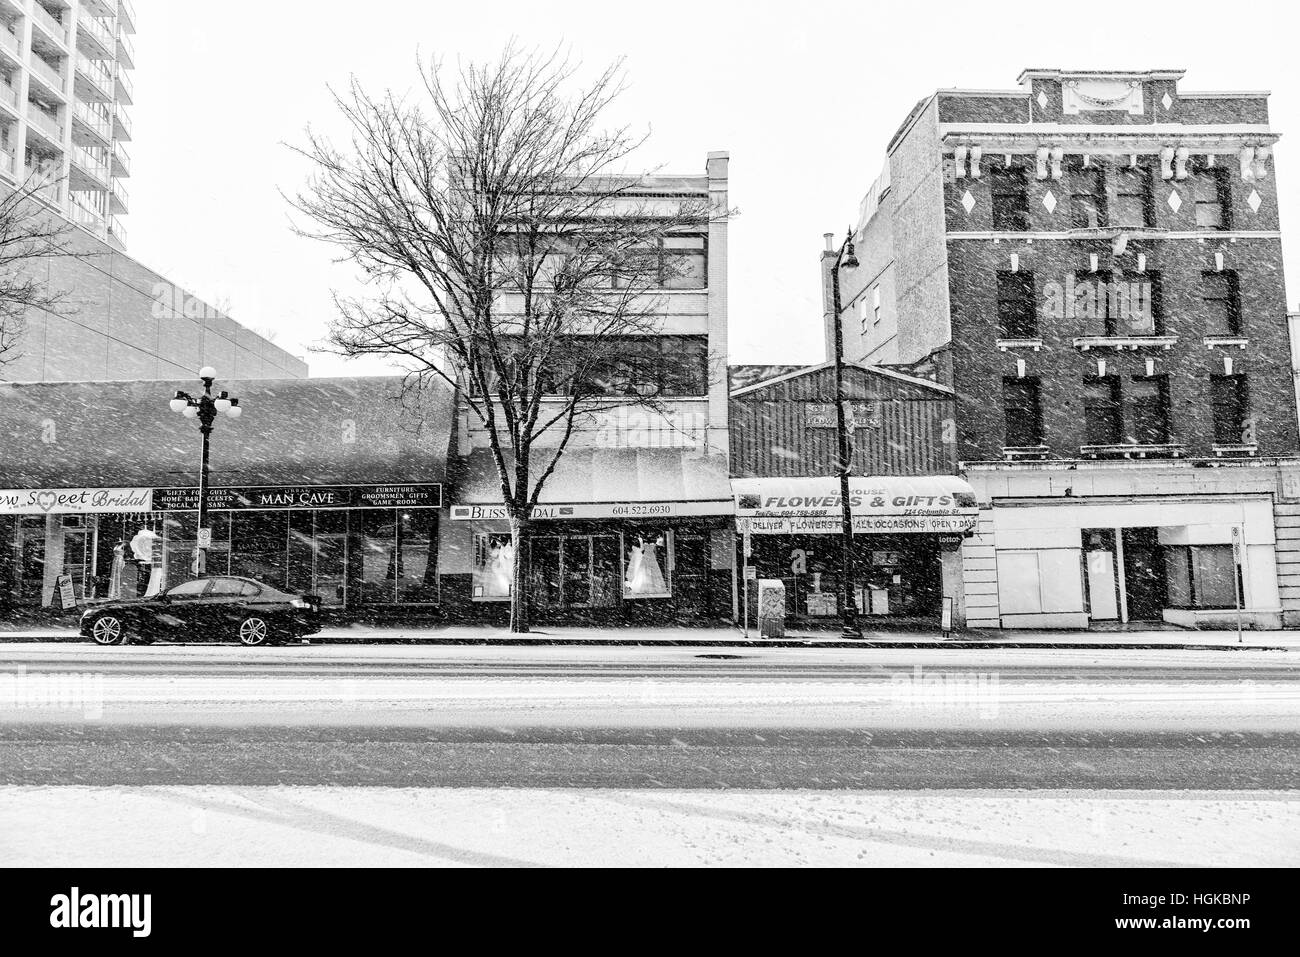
(508, 513), (531, 633)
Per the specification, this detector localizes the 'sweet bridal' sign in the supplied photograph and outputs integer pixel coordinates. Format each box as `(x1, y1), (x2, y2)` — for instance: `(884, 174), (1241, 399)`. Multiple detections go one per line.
(0, 488), (153, 515)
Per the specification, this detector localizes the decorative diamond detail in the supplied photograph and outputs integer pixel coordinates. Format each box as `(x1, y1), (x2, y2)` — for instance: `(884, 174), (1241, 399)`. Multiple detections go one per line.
(1248, 189), (1263, 214)
(1037, 90), (1048, 110)
(1041, 189), (1057, 214)
(961, 189), (975, 215)
(1161, 92), (1173, 110)
(1167, 189), (1183, 213)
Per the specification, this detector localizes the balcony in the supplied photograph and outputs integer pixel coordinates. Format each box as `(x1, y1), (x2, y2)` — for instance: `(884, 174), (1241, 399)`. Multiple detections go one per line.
(107, 213), (126, 249)
(69, 196), (105, 231)
(76, 13), (115, 59)
(115, 67), (132, 105)
(113, 106), (130, 141)
(31, 4), (70, 49)
(25, 103), (65, 146)
(118, 0), (136, 35)
(1080, 443), (1185, 460)
(72, 98), (112, 142)
(1072, 335), (1177, 352)
(0, 25), (21, 64)
(74, 53), (113, 101)
(109, 176), (127, 214)
(116, 27), (134, 68)
(23, 165), (65, 206)
(111, 139), (128, 177)
(28, 53), (68, 98)
(0, 78), (19, 115)
(70, 143), (110, 186)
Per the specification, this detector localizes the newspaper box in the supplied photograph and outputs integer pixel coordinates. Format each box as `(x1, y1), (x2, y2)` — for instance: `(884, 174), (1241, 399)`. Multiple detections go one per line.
(757, 579), (786, 639)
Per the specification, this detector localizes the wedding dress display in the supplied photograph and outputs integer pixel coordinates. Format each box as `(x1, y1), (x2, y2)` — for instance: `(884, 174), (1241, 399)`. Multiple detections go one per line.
(484, 540), (514, 597)
(625, 536), (667, 596)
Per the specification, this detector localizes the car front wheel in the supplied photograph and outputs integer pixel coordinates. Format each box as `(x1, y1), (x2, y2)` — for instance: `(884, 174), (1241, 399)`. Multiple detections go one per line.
(237, 616), (274, 647)
(89, 614), (127, 646)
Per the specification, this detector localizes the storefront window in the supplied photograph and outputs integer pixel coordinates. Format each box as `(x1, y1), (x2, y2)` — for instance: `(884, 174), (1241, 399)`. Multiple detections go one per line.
(624, 529), (672, 599)
(1165, 544), (1235, 609)
(229, 511), (287, 589)
(396, 511), (438, 604)
(472, 531), (515, 601)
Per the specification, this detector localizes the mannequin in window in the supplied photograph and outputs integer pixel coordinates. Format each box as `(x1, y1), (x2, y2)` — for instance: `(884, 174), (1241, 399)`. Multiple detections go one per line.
(625, 534), (667, 596)
(484, 539), (514, 598)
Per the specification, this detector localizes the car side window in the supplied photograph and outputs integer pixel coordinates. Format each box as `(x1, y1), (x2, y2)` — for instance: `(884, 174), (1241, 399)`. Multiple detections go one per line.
(166, 580), (209, 599)
(239, 582), (261, 598)
(207, 579), (245, 597)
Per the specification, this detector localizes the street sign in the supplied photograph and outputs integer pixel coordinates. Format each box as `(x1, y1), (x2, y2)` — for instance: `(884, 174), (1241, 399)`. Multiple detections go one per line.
(743, 526), (753, 558)
(56, 575), (76, 610)
(197, 528), (212, 549)
(744, 565), (758, 581)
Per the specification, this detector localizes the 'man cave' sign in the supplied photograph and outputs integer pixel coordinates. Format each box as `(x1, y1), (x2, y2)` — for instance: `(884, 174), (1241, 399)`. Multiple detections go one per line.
(152, 483), (443, 512)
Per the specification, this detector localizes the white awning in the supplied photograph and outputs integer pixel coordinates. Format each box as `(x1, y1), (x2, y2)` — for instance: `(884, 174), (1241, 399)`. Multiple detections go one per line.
(732, 476), (979, 535)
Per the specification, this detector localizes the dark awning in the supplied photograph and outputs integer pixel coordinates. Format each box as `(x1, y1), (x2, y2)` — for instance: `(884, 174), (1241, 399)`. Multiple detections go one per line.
(0, 376), (454, 490)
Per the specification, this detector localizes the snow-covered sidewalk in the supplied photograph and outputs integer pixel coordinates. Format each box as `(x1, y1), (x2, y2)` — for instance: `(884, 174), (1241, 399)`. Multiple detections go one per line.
(3, 786), (1296, 867)
(1, 621), (1298, 650)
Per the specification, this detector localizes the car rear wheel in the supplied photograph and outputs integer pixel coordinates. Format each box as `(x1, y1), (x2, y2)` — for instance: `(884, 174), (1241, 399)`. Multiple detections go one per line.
(89, 614), (127, 646)
(237, 616), (274, 647)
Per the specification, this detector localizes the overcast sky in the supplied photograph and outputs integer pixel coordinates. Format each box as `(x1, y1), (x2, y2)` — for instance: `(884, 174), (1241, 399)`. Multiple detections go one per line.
(127, 0), (1300, 378)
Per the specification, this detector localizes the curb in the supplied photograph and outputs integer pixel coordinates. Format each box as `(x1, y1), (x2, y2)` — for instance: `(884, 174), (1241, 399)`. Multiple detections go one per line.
(0, 634), (1290, 652)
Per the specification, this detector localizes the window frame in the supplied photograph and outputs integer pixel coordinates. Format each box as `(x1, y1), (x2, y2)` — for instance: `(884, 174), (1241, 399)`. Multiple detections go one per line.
(1202, 270), (1242, 336)
(1210, 374), (1250, 445)
(1002, 376), (1044, 448)
(1126, 374), (1171, 445)
(1069, 165), (1107, 229)
(991, 166), (1031, 231)
(1082, 376), (1122, 446)
(996, 270), (1037, 339)
(1192, 165), (1232, 230)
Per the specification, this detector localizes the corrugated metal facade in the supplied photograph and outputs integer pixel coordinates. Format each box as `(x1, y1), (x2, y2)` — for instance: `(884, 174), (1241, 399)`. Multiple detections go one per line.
(729, 366), (958, 478)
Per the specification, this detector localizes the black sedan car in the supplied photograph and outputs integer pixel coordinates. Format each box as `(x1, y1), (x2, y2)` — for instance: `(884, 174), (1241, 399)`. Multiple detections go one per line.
(80, 576), (323, 647)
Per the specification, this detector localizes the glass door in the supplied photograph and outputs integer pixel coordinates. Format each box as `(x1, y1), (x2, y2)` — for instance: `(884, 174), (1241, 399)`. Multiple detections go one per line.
(560, 536), (593, 608)
(530, 537), (563, 609)
(315, 533), (348, 606)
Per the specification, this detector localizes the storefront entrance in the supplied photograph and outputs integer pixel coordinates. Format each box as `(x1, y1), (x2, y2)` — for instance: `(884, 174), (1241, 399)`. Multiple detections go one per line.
(745, 534), (943, 624)
(530, 534), (621, 610)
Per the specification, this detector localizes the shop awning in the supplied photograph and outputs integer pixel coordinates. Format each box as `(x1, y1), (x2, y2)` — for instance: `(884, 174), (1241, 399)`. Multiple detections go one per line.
(0, 377), (454, 491)
(449, 448), (734, 520)
(732, 476), (980, 535)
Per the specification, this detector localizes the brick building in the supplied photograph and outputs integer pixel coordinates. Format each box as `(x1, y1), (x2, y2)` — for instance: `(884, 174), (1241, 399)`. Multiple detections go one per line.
(728, 362), (976, 628)
(826, 68), (1300, 629)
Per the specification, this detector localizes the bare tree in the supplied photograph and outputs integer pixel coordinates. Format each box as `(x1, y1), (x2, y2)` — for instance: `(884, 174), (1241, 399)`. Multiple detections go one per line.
(290, 47), (725, 631)
(0, 173), (94, 373)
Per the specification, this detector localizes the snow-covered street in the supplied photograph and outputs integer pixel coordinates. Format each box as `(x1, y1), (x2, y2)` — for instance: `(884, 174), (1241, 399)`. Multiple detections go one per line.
(3, 643), (1298, 865)
(2, 786), (1296, 867)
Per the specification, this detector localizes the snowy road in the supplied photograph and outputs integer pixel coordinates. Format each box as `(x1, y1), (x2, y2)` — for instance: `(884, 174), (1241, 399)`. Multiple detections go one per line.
(2, 643), (1297, 865)
(2, 787), (1297, 867)
(0, 643), (1297, 788)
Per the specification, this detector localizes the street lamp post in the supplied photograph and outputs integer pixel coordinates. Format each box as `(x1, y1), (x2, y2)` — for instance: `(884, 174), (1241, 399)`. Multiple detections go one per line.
(829, 229), (862, 639)
(170, 367), (241, 576)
